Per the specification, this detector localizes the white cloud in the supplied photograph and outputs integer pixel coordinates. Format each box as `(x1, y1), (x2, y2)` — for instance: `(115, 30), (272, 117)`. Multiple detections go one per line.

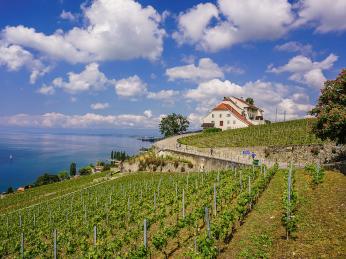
(173, 3), (219, 45)
(268, 53), (338, 88)
(0, 41), (49, 83)
(2, 0), (165, 63)
(0, 112), (160, 129)
(274, 41), (314, 56)
(173, 0), (294, 52)
(60, 10), (77, 22)
(294, 0), (346, 33)
(37, 85), (55, 95)
(90, 102), (109, 110)
(166, 58), (224, 82)
(143, 110), (152, 118)
(46, 62), (114, 94)
(147, 89), (179, 104)
(115, 75), (147, 98)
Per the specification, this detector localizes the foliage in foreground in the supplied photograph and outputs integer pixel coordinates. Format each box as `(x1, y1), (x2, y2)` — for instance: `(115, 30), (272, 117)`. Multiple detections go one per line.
(310, 69), (346, 144)
(305, 164), (325, 185)
(0, 165), (278, 258)
(179, 119), (323, 148)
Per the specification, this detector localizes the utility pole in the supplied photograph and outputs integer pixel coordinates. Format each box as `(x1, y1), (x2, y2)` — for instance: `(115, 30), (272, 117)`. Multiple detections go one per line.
(284, 110), (286, 122)
(275, 107), (277, 122)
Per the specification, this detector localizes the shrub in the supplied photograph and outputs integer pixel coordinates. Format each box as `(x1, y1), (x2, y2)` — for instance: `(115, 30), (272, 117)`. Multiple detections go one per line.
(203, 127), (222, 133)
(174, 161), (179, 168)
(264, 148), (270, 158)
(310, 146), (320, 156)
(79, 166), (93, 176)
(181, 166), (185, 172)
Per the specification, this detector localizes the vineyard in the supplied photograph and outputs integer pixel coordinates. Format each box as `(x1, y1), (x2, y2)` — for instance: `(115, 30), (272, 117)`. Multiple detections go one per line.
(178, 119), (324, 148)
(0, 164), (279, 258)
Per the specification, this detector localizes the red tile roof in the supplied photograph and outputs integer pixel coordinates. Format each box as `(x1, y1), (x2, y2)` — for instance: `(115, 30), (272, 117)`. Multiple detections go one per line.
(212, 103), (253, 126)
(232, 96), (260, 110)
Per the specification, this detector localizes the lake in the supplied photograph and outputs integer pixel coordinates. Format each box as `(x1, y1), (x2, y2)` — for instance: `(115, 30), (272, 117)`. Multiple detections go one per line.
(0, 128), (155, 192)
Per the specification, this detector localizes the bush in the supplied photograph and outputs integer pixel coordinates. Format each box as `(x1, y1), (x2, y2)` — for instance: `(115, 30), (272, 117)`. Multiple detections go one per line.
(264, 148), (270, 158)
(35, 173), (60, 186)
(174, 161), (179, 168)
(79, 166), (93, 176)
(311, 146), (320, 156)
(187, 162), (193, 168)
(181, 166), (185, 172)
(203, 127), (222, 133)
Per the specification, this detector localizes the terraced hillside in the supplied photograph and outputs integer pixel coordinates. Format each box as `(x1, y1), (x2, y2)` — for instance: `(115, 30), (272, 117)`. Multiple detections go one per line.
(179, 119), (324, 148)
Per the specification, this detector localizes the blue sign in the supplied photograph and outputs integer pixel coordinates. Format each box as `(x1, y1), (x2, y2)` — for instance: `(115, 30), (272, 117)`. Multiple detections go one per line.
(251, 152), (256, 158)
(242, 150), (250, 155)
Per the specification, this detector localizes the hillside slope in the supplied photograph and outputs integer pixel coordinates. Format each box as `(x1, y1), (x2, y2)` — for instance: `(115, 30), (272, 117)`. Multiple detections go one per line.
(220, 169), (346, 258)
(179, 119), (324, 148)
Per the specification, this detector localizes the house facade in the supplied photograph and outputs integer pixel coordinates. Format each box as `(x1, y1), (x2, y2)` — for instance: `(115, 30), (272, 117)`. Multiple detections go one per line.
(202, 96), (265, 130)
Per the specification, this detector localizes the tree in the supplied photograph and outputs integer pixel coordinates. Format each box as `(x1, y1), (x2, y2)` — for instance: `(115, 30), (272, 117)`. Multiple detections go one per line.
(79, 166), (93, 176)
(246, 97), (254, 105)
(309, 69), (346, 144)
(7, 187), (14, 194)
(35, 173), (60, 186)
(70, 162), (77, 177)
(57, 171), (69, 181)
(159, 113), (189, 137)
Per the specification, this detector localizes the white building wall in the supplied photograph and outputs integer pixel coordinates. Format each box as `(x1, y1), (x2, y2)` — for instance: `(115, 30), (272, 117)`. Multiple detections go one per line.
(203, 110), (248, 130)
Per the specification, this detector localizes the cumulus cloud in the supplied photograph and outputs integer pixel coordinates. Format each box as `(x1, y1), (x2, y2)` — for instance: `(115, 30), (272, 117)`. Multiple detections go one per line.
(274, 41), (314, 56)
(115, 75), (148, 98)
(294, 0), (346, 33)
(90, 102), (109, 110)
(173, 0), (294, 52)
(0, 41), (50, 83)
(41, 62), (114, 94)
(268, 53), (338, 88)
(0, 112), (160, 129)
(2, 0), (165, 63)
(37, 85), (55, 95)
(184, 78), (312, 121)
(166, 58), (224, 82)
(60, 10), (77, 22)
(147, 89), (179, 104)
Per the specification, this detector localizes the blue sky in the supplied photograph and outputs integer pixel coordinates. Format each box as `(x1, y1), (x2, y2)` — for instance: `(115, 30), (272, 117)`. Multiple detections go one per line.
(0, 0), (345, 130)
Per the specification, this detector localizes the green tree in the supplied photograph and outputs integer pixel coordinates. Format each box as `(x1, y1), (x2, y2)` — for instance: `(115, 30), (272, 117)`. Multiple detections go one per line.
(70, 162), (77, 177)
(79, 166), (93, 176)
(309, 69), (346, 144)
(159, 113), (189, 137)
(246, 97), (254, 105)
(7, 187), (14, 194)
(35, 173), (60, 186)
(57, 171), (69, 181)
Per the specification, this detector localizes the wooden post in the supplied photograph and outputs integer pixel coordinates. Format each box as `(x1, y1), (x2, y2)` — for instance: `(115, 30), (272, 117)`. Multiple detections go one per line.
(239, 171), (243, 192)
(154, 192), (156, 210)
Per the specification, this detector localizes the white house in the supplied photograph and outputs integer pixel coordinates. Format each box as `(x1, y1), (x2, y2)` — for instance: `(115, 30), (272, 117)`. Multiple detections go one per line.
(202, 96), (265, 130)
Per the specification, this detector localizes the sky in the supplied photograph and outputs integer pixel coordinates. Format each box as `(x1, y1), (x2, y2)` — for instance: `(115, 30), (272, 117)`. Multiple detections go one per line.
(0, 0), (345, 130)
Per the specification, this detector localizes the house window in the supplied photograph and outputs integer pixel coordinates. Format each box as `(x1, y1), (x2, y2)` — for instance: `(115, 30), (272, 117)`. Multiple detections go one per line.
(227, 120), (230, 124)
(233, 120), (236, 124)
(219, 114), (222, 118)
(212, 114), (214, 118)
(220, 121), (223, 126)
(227, 114), (231, 117)
(211, 121), (214, 124)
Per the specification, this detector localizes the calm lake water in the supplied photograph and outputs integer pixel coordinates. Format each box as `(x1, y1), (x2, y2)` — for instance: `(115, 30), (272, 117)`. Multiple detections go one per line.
(0, 129), (154, 192)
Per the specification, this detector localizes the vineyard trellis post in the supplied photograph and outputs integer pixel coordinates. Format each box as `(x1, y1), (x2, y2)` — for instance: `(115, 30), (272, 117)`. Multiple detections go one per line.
(287, 163), (292, 240)
(20, 232), (24, 259)
(182, 189), (185, 219)
(204, 207), (210, 238)
(143, 219), (147, 249)
(93, 225), (97, 246)
(53, 229), (57, 259)
(213, 183), (217, 216)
